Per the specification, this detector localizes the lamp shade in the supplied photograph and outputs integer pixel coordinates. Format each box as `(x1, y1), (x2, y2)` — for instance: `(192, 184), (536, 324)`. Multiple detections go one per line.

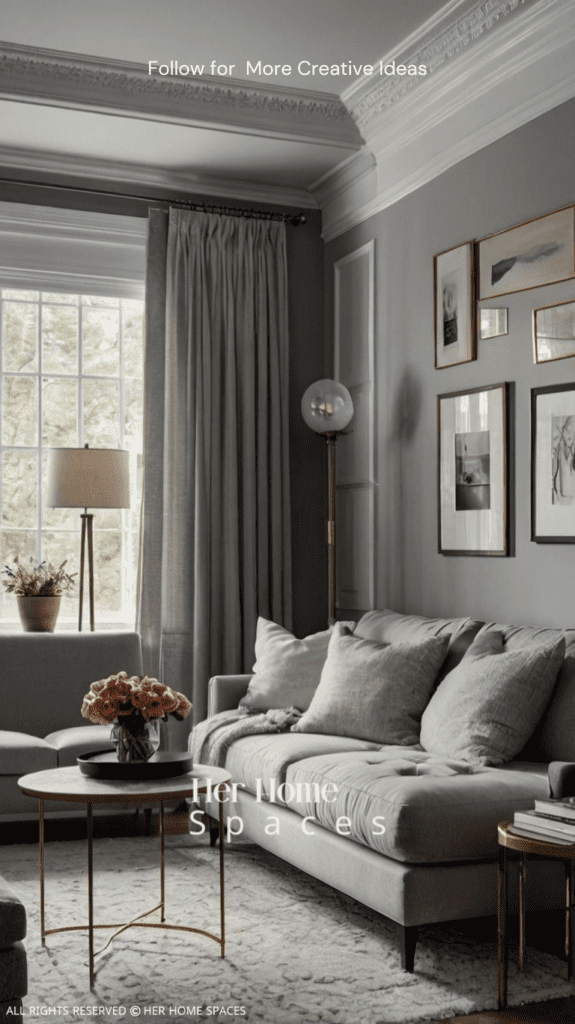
(46, 448), (130, 509)
(301, 378), (354, 434)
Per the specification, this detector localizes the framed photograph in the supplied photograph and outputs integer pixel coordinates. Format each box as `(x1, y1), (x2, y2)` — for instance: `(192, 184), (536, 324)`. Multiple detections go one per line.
(531, 383), (575, 542)
(434, 242), (475, 369)
(478, 205), (575, 300)
(533, 299), (575, 364)
(479, 308), (508, 340)
(437, 383), (508, 556)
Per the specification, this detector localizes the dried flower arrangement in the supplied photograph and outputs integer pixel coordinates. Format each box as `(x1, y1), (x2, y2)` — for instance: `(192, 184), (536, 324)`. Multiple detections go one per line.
(81, 671), (192, 725)
(1, 556), (76, 597)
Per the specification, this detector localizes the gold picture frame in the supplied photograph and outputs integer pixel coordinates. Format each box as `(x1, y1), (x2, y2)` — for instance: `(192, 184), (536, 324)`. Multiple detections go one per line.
(434, 242), (476, 369)
(533, 299), (575, 364)
(478, 204), (575, 301)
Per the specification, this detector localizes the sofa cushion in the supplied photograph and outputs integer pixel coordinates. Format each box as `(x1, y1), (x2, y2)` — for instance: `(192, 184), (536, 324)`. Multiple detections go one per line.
(354, 608), (483, 679)
(240, 618), (355, 713)
(472, 622), (575, 763)
(0, 940), (27, 1002)
(0, 877), (26, 946)
(292, 626), (449, 745)
(223, 731), (380, 800)
(0, 731), (58, 775)
(43, 725), (112, 767)
(284, 748), (549, 863)
(420, 630), (565, 766)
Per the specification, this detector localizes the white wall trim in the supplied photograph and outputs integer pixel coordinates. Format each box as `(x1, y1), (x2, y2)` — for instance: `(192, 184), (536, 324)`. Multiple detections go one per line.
(0, 145), (320, 211)
(0, 202), (146, 297)
(320, 0), (575, 240)
(334, 240), (375, 611)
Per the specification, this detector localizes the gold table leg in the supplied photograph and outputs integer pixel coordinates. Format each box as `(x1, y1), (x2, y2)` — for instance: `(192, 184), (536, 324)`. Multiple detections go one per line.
(519, 852), (527, 971)
(159, 801), (165, 923)
(497, 844), (508, 1010)
(566, 860), (573, 980)
(87, 803), (94, 988)
(219, 794), (225, 958)
(39, 800), (45, 945)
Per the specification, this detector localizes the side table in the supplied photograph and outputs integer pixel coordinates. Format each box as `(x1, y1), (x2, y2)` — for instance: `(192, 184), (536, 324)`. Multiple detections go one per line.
(497, 820), (575, 1009)
(19, 764), (231, 988)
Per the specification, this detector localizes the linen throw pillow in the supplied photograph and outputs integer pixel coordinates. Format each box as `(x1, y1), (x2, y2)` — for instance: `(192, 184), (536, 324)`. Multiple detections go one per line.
(420, 630), (566, 766)
(292, 624), (450, 745)
(239, 618), (353, 713)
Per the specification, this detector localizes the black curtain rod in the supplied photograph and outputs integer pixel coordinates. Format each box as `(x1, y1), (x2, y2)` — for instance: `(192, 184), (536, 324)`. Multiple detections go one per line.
(0, 175), (307, 225)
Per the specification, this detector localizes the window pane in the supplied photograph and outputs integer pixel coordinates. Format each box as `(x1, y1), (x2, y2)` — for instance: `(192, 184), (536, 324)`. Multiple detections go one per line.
(42, 294), (78, 305)
(122, 300), (144, 378)
(82, 307), (119, 376)
(1, 530), (36, 563)
(82, 295), (119, 307)
(3, 376), (37, 445)
(2, 450), (37, 527)
(3, 289), (39, 301)
(93, 529), (122, 612)
(42, 304), (78, 374)
(3, 301), (38, 372)
(83, 379), (119, 447)
(124, 378), (143, 452)
(42, 378), (78, 447)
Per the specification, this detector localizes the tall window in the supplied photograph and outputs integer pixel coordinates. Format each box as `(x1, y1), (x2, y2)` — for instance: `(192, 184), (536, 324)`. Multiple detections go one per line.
(0, 288), (144, 628)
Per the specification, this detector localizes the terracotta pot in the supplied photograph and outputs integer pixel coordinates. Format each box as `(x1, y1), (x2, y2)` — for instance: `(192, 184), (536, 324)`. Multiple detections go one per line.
(16, 595), (62, 632)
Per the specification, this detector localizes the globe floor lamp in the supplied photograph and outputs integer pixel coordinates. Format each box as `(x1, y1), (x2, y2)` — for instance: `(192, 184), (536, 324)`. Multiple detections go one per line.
(46, 446), (130, 631)
(301, 379), (354, 625)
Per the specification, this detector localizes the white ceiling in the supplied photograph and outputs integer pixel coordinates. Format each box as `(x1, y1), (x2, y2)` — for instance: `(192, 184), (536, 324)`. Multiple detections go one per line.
(0, 0), (462, 201)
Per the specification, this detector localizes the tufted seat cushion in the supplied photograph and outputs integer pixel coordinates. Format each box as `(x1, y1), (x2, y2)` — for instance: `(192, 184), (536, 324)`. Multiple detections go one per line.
(0, 731), (57, 775)
(44, 725), (112, 767)
(283, 747), (550, 864)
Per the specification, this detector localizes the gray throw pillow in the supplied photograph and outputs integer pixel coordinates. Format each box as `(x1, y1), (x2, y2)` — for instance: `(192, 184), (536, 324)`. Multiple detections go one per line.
(420, 630), (566, 766)
(292, 624), (450, 745)
(239, 618), (353, 713)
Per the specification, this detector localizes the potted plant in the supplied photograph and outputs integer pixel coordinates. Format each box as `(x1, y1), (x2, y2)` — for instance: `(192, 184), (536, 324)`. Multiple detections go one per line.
(1, 556), (76, 632)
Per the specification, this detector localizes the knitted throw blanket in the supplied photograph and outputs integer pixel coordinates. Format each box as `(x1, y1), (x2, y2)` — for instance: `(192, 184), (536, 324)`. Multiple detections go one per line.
(190, 706), (302, 769)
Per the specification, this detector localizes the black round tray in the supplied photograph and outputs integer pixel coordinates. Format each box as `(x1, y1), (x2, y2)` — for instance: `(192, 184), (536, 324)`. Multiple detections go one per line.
(77, 750), (194, 780)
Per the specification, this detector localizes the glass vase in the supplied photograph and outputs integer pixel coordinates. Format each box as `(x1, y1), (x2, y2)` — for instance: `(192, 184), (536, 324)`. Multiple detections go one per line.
(110, 715), (161, 763)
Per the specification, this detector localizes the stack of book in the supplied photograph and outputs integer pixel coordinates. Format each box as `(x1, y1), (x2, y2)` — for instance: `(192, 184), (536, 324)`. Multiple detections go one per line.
(510, 797), (575, 845)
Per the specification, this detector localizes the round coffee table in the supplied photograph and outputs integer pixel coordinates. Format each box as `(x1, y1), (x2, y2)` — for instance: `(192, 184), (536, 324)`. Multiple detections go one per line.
(18, 764), (231, 987)
(497, 820), (575, 1009)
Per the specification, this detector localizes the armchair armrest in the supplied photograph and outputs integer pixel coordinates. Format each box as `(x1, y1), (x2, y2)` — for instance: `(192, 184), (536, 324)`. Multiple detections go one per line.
(207, 675), (253, 716)
(548, 761), (575, 799)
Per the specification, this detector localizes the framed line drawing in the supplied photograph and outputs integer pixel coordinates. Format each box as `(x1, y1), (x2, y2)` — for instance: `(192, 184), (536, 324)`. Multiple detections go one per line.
(478, 205), (575, 300)
(533, 299), (575, 364)
(434, 242), (475, 368)
(532, 382), (575, 542)
(438, 383), (508, 556)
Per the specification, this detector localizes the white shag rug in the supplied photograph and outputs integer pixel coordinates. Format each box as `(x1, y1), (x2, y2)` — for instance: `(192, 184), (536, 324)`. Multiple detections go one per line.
(1, 834), (574, 1024)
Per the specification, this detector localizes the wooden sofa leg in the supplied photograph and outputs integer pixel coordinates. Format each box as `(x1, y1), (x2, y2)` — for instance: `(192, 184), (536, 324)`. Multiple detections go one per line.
(400, 925), (418, 972)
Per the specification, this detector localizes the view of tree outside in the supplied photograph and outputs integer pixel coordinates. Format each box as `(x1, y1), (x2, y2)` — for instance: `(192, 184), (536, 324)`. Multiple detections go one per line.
(0, 288), (144, 626)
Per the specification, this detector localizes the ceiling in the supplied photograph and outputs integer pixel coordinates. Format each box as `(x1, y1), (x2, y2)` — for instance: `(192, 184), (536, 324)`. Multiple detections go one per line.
(0, 0), (451, 202)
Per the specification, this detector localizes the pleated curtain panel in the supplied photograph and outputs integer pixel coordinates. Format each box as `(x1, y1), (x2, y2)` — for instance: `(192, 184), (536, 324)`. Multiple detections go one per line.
(138, 208), (292, 746)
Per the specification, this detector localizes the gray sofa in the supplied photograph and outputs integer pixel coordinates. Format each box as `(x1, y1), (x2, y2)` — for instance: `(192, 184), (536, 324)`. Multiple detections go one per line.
(196, 609), (575, 972)
(0, 631), (143, 818)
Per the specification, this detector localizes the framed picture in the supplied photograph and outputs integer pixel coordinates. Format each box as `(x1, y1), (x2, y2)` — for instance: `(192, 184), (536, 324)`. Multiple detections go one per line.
(479, 308), (508, 340)
(533, 299), (575, 364)
(531, 383), (575, 542)
(437, 383), (508, 556)
(478, 205), (575, 300)
(434, 242), (475, 369)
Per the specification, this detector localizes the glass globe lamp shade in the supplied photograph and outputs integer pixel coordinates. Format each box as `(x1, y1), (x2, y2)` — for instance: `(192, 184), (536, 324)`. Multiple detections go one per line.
(301, 379), (354, 434)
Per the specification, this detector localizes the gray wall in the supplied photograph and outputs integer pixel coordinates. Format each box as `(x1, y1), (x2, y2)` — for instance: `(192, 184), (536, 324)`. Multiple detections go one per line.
(1, 177), (326, 637)
(325, 96), (575, 629)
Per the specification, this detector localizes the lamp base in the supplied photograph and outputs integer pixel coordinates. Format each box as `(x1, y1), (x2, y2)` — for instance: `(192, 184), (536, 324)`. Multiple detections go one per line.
(79, 512), (95, 631)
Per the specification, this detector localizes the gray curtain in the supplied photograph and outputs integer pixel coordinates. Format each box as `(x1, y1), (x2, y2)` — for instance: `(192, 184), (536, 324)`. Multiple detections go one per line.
(138, 207), (292, 744)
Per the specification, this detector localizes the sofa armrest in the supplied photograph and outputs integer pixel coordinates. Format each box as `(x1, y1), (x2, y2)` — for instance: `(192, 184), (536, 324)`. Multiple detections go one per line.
(208, 675), (253, 716)
(548, 761), (575, 799)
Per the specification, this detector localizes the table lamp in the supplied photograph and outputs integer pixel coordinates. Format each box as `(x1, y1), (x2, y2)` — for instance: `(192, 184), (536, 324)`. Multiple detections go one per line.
(46, 446), (130, 631)
(301, 379), (353, 624)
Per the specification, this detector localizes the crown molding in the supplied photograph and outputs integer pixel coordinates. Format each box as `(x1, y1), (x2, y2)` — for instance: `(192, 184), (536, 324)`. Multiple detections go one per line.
(0, 145), (320, 211)
(321, 0), (575, 241)
(0, 41), (362, 149)
(0, 200), (148, 244)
